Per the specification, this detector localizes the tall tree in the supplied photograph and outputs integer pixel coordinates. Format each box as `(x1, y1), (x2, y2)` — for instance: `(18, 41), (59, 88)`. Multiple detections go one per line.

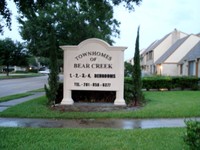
(0, 38), (28, 76)
(18, 0), (122, 56)
(0, 0), (141, 105)
(0, 0), (12, 33)
(0, 0), (141, 34)
(132, 26), (143, 106)
(17, 0), (125, 105)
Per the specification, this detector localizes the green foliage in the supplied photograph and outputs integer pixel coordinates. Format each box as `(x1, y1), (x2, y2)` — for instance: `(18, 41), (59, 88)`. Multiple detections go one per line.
(125, 76), (199, 102)
(0, 0), (12, 32)
(54, 82), (64, 104)
(184, 120), (200, 150)
(124, 77), (133, 104)
(173, 77), (199, 90)
(38, 57), (50, 67)
(0, 38), (29, 76)
(15, 70), (28, 73)
(124, 62), (133, 77)
(0, 0), (141, 33)
(142, 76), (199, 91)
(112, 0), (142, 10)
(142, 76), (173, 91)
(44, 32), (59, 105)
(132, 26), (143, 104)
(19, 0), (121, 57)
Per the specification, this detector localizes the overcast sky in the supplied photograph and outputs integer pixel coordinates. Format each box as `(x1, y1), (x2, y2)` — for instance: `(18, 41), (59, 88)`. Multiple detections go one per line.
(113, 0), (200, 60)
(1, 0), (200, 60)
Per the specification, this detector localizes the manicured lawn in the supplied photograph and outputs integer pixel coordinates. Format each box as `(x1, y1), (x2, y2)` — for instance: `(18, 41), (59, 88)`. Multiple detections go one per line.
(0, 88), (44, 102)
(0, 127), (187, 150)
(0, 91), (199, 119)
(0, 93), (33, 102)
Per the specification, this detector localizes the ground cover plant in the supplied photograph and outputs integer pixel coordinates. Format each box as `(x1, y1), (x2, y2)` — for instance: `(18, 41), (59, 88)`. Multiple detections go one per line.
(184, 120), (200, 149)
(0, 127), (187, 150)
(0, 91), (199, 119)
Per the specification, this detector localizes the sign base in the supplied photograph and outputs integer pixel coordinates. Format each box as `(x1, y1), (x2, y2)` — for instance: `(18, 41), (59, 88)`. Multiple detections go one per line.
(114, 99), (126, 106)
(61, 98), (74, 105)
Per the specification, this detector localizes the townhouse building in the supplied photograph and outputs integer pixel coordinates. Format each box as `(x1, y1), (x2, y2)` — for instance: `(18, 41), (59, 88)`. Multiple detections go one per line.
(140, 29), (200, 77)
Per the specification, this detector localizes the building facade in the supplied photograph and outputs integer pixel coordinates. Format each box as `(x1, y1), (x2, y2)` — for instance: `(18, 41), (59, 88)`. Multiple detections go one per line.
(140, 29), (200, 77)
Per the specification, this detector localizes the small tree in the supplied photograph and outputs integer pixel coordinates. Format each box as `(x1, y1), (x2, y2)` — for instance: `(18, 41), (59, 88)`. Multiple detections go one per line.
(44, 29), (59, 106)
(132, 26), (143, 106)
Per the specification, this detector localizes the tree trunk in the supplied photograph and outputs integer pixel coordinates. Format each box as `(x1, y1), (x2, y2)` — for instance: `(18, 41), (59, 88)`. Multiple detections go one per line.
(6, 64), (9, 76)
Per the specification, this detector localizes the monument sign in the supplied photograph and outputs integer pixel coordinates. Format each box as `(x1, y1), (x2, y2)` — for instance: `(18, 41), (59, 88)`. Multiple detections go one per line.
(60, 38), (127, 105)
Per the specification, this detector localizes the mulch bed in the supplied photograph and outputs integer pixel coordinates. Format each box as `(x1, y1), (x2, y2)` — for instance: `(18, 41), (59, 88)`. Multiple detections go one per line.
(51, 103), (140, 112)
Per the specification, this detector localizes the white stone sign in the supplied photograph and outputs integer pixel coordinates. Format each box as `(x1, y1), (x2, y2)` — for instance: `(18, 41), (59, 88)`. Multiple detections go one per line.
(60, 38), (127, 105)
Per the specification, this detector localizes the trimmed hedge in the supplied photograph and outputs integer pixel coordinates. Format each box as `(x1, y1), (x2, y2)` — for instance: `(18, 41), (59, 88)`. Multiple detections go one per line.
(125, 76), (200, 91)
(172, 77), (199, 90)
(142, 76), (173, 91)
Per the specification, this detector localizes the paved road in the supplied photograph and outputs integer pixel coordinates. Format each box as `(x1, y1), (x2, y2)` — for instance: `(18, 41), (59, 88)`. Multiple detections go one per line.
(0, 76), (48, 97)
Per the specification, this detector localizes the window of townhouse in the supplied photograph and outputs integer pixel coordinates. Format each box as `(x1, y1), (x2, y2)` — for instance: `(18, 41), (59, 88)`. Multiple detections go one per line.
(146, 50), (153, 61)
(149, 51), (153, 60)
(188, 61), (195, 76)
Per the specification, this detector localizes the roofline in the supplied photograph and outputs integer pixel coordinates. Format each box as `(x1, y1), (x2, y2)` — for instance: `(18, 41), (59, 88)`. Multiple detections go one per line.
(155, 35), (190, 64)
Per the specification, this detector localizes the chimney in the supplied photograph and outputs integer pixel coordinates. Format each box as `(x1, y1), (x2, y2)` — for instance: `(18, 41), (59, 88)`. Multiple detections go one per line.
(172, 28), (180, 44)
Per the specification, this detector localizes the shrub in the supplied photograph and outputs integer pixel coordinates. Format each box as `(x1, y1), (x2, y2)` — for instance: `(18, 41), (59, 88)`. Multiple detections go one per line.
(142, 76), (199, 91)
(55, 82), (63, 104)
(184, 120), (200, 150)
(142, 76), (174, 91)
(28, 69), (38, 73)
(124, 77), (133, 104)
(173, 77), (199, 90)
(15, 70), (28, 73)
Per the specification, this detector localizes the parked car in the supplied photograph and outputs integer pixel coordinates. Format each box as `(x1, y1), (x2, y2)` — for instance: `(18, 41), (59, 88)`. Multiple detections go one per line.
(39, 67), (50, 74)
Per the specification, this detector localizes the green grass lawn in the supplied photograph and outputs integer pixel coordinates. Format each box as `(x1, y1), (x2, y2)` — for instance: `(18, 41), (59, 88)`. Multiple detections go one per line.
(0, 127), (188, 150)
(0, 91), (199, 119)
(0, 93), (33, 103)
(0, 88), (44, 102)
